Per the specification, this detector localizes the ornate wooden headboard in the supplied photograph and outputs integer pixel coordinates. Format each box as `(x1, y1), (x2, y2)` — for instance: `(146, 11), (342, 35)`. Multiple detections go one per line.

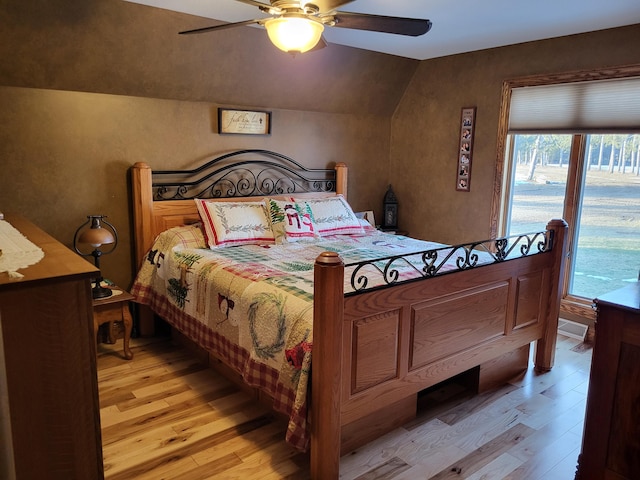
(130, 149), (348, 269)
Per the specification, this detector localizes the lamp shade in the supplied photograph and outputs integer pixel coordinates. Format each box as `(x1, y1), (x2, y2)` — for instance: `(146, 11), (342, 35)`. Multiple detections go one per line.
(78, 226), (115, 247)
(77, 216), (115, 247)
(264, 16), (324, 53)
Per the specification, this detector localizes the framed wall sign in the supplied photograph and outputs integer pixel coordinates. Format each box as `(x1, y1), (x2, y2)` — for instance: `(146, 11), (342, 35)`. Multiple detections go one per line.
(456, 107), (475, 191)
(218, 108), (271, 135)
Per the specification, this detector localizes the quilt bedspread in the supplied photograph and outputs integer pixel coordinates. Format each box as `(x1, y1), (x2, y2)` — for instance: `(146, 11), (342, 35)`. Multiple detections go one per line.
(131, 227), (448, 450)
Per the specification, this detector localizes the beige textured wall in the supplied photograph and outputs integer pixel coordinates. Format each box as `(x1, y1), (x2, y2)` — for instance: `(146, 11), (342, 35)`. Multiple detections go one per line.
(0, 87), (390, 288)
(0, 0), (413, 288)
(391, 24), (640, 244)
(0, 0), (417, 115)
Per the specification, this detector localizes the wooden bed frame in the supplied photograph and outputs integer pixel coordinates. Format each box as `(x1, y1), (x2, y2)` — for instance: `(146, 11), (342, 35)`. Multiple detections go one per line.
(130, 150), (568, 479)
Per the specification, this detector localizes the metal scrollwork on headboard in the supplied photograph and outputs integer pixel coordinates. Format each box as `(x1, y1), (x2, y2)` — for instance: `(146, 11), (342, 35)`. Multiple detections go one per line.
(151, 149), (337, 200)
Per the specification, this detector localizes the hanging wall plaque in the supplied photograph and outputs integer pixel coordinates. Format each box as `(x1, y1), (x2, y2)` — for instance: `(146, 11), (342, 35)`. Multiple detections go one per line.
(456, 107), (475, 191)
(218, 108), (271, 135)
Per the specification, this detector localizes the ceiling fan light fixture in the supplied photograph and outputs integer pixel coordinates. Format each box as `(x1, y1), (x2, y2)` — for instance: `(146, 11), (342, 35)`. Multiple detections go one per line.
(264, 16), (324, 53)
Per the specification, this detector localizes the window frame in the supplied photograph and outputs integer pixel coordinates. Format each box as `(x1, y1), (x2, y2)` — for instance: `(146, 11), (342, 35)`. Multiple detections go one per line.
(491, 64), (640, 323)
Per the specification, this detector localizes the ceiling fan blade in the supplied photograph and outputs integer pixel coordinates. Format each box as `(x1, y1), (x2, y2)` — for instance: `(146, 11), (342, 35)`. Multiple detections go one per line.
(332, 11), (432, 37)
(179, 19), (262, 35)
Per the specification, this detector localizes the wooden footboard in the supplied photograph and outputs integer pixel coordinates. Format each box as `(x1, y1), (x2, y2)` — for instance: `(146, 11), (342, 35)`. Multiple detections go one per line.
(311, 219), (568, 479)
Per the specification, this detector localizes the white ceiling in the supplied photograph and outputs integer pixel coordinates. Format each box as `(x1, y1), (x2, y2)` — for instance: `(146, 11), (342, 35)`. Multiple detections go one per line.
(125, 0), (640, 60)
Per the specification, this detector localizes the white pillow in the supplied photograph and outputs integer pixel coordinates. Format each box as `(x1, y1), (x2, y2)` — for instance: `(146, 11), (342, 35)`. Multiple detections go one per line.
(293, 195), (364, 236)
(265, 198), (320, 244)
(195, 199), (275, 248)
(358, 218), (378, 234)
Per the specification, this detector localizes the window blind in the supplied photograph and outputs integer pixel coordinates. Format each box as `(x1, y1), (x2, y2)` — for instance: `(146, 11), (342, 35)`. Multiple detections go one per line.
(509, 76), (640, 133)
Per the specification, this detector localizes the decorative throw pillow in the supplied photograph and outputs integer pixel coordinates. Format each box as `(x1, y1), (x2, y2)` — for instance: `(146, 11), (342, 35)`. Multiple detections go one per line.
(265, 198), (319, 244)
(195, 199), (275, 248)
(294, 195), (364, 236)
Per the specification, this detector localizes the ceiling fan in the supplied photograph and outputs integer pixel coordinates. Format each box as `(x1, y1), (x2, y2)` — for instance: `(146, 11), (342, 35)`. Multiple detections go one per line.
(179, 0), (433, 54)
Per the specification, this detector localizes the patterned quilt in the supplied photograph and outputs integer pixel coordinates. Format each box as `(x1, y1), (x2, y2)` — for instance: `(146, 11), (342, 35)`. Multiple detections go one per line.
(131, 224), (450, 451)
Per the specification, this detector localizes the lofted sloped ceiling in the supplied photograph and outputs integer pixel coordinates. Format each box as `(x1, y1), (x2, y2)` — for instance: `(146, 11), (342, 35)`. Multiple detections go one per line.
(125, 0), (640, 60)
(0, 0), (420, 115)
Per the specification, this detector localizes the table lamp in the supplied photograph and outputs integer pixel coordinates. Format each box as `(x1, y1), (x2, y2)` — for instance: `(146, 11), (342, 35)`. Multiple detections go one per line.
(73, 215), (118, 299)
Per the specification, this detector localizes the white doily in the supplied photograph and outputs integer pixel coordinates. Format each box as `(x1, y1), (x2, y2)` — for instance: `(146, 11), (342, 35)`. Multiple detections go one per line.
(0, 220), (45, 278)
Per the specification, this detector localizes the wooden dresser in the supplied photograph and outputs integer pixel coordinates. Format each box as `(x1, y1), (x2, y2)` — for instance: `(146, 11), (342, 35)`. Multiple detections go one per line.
(576, 282), (640, 479)
(0, 216), (104, 480)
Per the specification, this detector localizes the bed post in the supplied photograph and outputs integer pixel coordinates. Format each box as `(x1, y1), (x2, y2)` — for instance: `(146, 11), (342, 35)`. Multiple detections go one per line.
(535, 218), (569, 372)
(130, 162), (157, 336)
(130, 162), (154, 269)
(335, 162), (348, 199)
(311, 252), (344, 480)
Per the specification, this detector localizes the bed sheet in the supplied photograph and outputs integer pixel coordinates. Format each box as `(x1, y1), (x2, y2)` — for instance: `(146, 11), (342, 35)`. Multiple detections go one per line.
(131, 227), (450, 450)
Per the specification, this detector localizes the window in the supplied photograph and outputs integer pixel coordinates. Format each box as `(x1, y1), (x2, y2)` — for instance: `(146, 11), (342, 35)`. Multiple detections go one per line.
(492, 66), (640, 321)
(504, 133), (640, 301)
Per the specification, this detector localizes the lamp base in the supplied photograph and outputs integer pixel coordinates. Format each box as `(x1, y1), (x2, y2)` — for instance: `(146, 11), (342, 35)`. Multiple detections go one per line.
(92, 284), (113, 299)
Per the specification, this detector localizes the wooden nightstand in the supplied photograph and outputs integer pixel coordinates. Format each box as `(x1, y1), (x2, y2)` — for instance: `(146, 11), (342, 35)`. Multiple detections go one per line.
(93, 285), (134, 360)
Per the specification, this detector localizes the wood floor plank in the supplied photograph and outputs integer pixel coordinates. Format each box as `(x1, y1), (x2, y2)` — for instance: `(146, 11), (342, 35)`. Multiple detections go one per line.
(125, 374), (236, 412)
(166, 452), (244, 480)
(98, 345), (194, 380)
(516, 390), (585, 430)
(207, 440), (309, 480)
(464, 452), (523, 480)
(382, 418), (454, 462)
(101, 383), (244, 439)
(104, 413), (272, 477)
(338, 427), (417, 479)
(102, 424), (178, 475)
(506, 400), (586, 465)
(399, 396), (526, 461)
(543, 444), (582, 480)
(190, 421), (285, 465)
(429, 422), (534, 479)
(101, 397), (171, 430)
(406, 382), (476, 431)
(502, 430), (583, 480)
(98, 333), (592, 480)
(386, 446), (472, 480)
(435, 384), (519, 426)
(107, 453), (202, 480)
(353, 457), (412, 480)
(539, 368), (590, 399)
(452, 411), (527, 455)
(99, 363), (211, 406)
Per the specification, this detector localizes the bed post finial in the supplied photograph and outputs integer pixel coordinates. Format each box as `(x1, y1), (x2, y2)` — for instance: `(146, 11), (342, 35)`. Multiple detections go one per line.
(312, 251), (344, 480)
(335, 162), (348, 199)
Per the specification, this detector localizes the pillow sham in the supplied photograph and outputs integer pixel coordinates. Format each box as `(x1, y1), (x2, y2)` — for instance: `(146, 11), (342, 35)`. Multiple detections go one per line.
(293, 195), (364, 236)
(358, 218), (378, 234)
(195, 199), (275, 248)
(265, 198), (319, 244)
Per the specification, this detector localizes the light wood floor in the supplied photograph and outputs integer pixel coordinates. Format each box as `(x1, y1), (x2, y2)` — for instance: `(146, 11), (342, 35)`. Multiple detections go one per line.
(97, 332), (592, 479)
